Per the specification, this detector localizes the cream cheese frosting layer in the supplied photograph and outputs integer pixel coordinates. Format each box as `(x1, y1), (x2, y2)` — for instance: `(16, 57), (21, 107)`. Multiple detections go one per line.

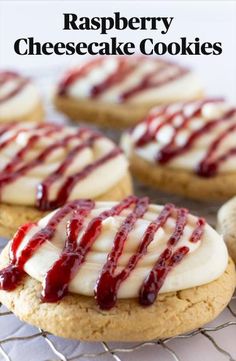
(57, 57), (203, 104)
(0, 71), (41, 120)
(121, 98), (236, 176)
(0, 122), (128, 209)
(14, 198), (228, 301)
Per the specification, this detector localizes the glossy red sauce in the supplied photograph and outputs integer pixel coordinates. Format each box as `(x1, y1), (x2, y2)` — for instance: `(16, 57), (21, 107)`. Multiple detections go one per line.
(0, 197), (205, 309)
(189, 218), (205, 243)
(0, 200), (89, 290)
(58, 58), (104, 96)
(37, 147), (122, 211)
(41, 195), (137, 302)
(58, 58), (189, 102)
(120, 67), (188, 102)
(95, 202), (173, 309)
(134, 99), (236, 177)
(91, 59), (135, 99)
(0, 124), (121, 210)
(0, 71), (29, 104)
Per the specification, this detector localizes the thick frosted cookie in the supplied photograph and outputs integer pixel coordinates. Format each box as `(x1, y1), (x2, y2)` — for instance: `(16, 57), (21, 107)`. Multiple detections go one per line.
(0, 71), (44, 123)
(121, 98), (236, 201)
(218, 197), (236, 263)
(54, 56), (203, 129)
(0, 196), (234, 341)
(0, 122), (132, 238)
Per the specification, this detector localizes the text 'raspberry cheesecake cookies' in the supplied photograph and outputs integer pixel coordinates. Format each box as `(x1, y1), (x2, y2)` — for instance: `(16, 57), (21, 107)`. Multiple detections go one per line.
(0, 196), (234, 341)
(0, 122), (132, 238)
(54, 56), (203, 129)
(121, 98), (236, 201)
(0, 71), (44, 123)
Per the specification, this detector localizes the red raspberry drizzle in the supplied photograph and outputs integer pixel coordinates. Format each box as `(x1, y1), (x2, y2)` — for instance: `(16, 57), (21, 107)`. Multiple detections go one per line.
(0, 123), (121, 210)
(41, 195), (137, 302)
(58, 57), (189, 102)
(134, 99), (236, 177)
(0, 223), (34, 291)
(58, 58), (105, 96)
(0, 197), (205, 309)
(0, 71), (29, 104)
(0, 200), (90, 290)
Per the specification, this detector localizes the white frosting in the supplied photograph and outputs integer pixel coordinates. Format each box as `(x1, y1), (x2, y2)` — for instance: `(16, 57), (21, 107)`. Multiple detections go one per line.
(121, 100), (236, 174)
(0, 74), (41, 120)
(14, 201), (228, 298)
(0, 123), (128, 206)
(63, 57), (203, 104)
(68, 58), (119, 99)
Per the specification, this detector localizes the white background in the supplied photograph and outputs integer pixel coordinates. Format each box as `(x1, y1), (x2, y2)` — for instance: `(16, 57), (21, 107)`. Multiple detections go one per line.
(0, 0), (236, 101)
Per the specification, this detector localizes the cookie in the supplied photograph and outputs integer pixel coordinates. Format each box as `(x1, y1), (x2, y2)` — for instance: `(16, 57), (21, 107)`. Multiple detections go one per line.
(121, 98), (236, 201)
(0, 196), (234, 341)
(0, 122), (132, 238)
(0, 173), (131, 239)
(218, 196), (236, 263)
(0, 71), (44, 123)
(54, 56), (203, 129)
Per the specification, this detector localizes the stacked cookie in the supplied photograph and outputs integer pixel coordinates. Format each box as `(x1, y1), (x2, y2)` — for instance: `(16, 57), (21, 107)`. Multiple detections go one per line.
(0, 57), (235, 343)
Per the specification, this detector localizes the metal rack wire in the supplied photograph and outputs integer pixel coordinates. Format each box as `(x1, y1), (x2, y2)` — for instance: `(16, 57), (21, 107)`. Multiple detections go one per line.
(0, 67), (235, 361)
(0, 296), (235, 361)
(0, 183), (235, 361)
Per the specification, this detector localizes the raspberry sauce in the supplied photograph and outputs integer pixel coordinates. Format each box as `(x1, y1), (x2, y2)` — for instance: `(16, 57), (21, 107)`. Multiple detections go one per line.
(0, 200), (92, 291)
(0, 197), (205, 310)
(0, 71), (29, 104)
(134, 99), (236, 177)
(0, 124), (121, 210)
(58, 57), (189, 102)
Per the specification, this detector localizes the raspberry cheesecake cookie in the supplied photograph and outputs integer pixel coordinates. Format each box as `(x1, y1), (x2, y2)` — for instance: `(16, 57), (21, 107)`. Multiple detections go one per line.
(0, 71), (44, 123)
(218, 196), (236, 263)
(0, 196), (234, 341)
(0, 122), (132, 238)
(122, 98), (236, 201)
(54, 56), (203, 129)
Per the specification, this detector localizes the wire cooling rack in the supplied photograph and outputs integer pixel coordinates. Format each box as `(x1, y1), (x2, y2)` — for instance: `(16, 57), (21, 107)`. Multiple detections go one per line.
(0, 66), (235, 361)
(0, 185), (235, 361)
(0, 295), (235, 361)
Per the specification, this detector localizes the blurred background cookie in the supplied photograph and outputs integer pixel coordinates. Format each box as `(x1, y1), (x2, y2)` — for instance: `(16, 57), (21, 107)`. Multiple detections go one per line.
(218, 196), (236, 263)
(121, 98), (236, 201)
(0, 71), (44, 123)
(54, 56), (203, 129)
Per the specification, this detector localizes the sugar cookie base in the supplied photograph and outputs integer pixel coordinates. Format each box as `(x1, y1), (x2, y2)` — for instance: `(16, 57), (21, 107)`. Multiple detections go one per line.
(129, 153), (236, 201)
(0, 243), (234, 342)
(0, 102), (44, 123)
(54, 91), (204, 129)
